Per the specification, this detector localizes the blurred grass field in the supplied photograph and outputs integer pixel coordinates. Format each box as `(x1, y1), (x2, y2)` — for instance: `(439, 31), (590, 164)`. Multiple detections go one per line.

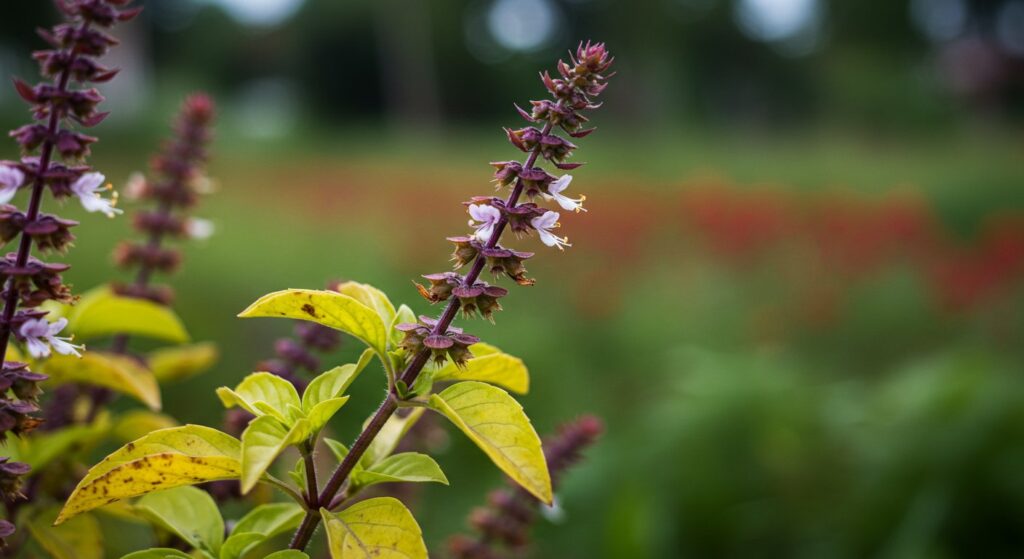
(45, 121), (1024, 557)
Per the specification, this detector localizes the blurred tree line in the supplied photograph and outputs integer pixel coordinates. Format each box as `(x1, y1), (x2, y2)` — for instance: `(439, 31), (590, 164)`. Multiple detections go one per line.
(2, 0), (1023, 132)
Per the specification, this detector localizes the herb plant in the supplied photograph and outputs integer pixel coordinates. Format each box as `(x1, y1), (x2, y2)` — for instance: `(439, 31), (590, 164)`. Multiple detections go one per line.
(50, 41), (614, 558)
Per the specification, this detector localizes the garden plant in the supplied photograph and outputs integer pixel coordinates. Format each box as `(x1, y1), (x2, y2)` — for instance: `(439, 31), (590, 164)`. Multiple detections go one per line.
(0, 2), (614, 557)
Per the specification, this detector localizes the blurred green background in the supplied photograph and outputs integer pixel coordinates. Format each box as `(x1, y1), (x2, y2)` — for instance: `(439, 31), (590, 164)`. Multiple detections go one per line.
(4, 0), (1024, 557)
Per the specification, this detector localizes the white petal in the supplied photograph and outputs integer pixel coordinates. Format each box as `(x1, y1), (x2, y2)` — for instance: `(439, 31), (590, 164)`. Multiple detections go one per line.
(48, 336), (83, 357)
(0, 166), (25, 190)
(19, 318), (49, 339)
(469, 203), (501, 225)
(468, 204), (487, 223)
(24, 337), (50, 359)
(548, 175), (572, 195)
(187, 218), (215, 240)
(190, 175), (216, 194)
(46, 317), (69, 337)
(124, 172), (147, 200)
(552, 192), (586, 212)
(537, 228), (571, 250)
(70, 172), (106, 196)
(0, 184), (19, 205)
(473, 222), (495, 242)
(537, 229), (559, 247)
(531, 210), (561, 231)
(78, 194), (123, 217)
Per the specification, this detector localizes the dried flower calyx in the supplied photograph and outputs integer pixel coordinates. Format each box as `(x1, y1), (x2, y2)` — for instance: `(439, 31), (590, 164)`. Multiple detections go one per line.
(396, 316), (480, 367)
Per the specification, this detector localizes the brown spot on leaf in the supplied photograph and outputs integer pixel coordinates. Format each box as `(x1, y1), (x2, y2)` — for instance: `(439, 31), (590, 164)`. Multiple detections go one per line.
(301, 303), (317, 317)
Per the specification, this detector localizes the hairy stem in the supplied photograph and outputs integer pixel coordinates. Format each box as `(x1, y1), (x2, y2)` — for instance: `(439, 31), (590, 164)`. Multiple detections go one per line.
(302, 440), (319, 508)
(287, 121), (554, 551)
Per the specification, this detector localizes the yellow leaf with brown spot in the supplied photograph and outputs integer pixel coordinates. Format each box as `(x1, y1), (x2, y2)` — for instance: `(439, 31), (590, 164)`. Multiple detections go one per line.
(238, 289), (387, 357)
(320, 498), (427, 559)
(56, 425), (240, 525)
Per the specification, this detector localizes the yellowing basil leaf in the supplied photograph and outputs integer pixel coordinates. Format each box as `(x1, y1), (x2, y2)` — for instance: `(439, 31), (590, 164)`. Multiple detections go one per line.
(148, 342), (219, 384)
(432, 343), (529, 394)
(27, 508), (103, 559)
(240, 416), (309, 494)
(320, 498), (427, 559)
(302, 349), (374, 411)
(112, 410), (178, 443)
(351, 453), (448, 491)
(57, 425), (241, 524)
(427, 381), (552, 504)
(43, 351), (162, 411)
(361, 407), (424, 468)
(67, 285), (188, 343)
(135, 487), (224, 555)
(333, 281), (396, 329)
(238, 290), (387, 357)
(217, 372), (301, 425)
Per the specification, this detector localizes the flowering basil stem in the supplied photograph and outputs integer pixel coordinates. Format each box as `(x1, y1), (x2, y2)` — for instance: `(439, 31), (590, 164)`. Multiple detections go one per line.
(284, 41), (614, 551)
(49, 93), (217, 426)
(54, 40), (613, 559)
(0, 0), (138, 546)
(111, 93), (217, 312)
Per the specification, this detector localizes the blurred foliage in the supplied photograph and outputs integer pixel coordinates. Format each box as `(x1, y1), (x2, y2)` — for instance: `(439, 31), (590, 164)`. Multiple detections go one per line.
(2, 0), (1024, 556)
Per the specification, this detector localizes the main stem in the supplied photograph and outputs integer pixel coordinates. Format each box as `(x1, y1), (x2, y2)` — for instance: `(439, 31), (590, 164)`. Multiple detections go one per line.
(0, 30), (84, 363)
(287, 121), (554, 550)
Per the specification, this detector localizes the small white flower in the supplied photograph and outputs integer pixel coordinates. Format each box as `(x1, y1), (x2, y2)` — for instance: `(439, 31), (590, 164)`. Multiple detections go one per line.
(186, 217), (215, 240)
(190, 174), (216, 195)
(19, 317), (83, 359)
(70, 172), (122, 217)
(0, 165), (25, 205)
(541, 495), (565, 523)
(123, 172), (148, 200)
(545, 175), (586, 213)
(468, 203), (502, 242)
(531, 210), (571, 250)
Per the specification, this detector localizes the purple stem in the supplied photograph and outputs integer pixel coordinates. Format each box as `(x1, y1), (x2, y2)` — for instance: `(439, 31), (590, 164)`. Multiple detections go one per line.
(287, 120), (555, 551)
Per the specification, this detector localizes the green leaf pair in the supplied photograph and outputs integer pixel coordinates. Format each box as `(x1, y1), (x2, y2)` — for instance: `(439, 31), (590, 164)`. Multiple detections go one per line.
(217, 350), (374, 493)
(128, 486), (304, 559)
(322, 431), (448, 494)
